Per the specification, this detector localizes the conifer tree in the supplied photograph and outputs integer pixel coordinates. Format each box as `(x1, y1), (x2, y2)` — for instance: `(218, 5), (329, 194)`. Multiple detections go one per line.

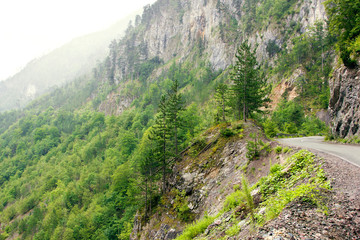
(151, 95), (171, 193)
(214, 83), (230, 122)
(231, 40), (269, 121)
(149, 80), (184, 193)
(139, 149), (159, 218)
(167, 79), (184, 158)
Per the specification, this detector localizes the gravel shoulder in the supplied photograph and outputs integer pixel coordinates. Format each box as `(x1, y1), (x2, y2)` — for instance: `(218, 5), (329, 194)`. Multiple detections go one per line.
(253, 146), (360, 240)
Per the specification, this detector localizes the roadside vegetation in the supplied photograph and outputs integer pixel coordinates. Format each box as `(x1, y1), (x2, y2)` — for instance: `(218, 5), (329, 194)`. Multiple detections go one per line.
(1, 0), (356, 238)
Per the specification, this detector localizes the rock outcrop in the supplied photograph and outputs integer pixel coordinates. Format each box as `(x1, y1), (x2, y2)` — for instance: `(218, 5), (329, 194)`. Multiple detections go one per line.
(108, 0), (327, 83)
(329, 66), (360, 138)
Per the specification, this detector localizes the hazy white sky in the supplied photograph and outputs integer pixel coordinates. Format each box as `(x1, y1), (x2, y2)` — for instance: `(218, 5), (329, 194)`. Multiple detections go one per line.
(0, 0), (156, 81)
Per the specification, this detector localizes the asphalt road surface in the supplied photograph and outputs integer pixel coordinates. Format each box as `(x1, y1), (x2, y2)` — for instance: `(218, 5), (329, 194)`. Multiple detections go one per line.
(277, 136), (360, 168)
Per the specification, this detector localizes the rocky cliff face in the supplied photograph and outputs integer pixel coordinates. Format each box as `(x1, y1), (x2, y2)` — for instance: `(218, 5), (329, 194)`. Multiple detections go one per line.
(108, 0), (327, 83)
(329, 66), (360, 138)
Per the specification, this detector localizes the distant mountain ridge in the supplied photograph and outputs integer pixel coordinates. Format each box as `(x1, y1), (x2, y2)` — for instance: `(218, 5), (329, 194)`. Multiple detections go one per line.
(0, 11), (139, 112)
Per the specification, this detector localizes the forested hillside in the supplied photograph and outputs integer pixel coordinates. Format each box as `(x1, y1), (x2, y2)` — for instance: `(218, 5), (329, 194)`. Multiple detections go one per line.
(0, 0), (359, 239)
(0, 12), (138, 112)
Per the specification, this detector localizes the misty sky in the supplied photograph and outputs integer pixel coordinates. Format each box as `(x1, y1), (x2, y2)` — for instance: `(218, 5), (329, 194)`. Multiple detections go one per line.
(0, 0), (156, 82)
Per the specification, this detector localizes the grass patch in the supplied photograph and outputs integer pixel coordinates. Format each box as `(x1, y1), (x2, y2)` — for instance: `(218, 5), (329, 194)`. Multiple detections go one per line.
(225, 224), (241, 236)
(255, 150), (330, 225)
(175, 215), (217, 240)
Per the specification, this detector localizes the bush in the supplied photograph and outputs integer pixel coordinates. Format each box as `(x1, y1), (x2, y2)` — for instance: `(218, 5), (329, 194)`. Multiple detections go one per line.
(223, 190), (244, 211)
(263, 120), (278, 138)
(282, 147), (290, 153)
(300, 116), (327, 136)
(246, 140), (260, 160)
(220, 128), (235, 137)
(274, 146), (282, 154)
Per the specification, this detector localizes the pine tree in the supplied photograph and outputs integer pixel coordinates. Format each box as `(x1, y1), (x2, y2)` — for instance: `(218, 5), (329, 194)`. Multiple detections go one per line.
(230, 40), (269, 121)
(167, 79), (184, 158)
(214, 83), (230, 122)
(139, 149), (159, 218)
(151, 95), (171, 193)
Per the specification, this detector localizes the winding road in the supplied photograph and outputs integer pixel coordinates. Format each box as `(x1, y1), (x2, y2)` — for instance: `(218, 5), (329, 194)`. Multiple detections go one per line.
(277, 136), (360, 168)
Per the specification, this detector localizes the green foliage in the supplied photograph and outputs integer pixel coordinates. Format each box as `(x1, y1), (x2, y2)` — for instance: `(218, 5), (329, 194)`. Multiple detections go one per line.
(220, 128), (235, 138)
(246, 140), (260, 160)
(274, 146), (282, 154)
(282, 147), (291, 153)
(172, 189), (193, 222)
(300, 116), (328, 136)
(255, 150), (330, 224)
(224, 190), (245, 212)
(241, 175), (255, 223)
(263, 119), (278, 138)
(272, 99), (304, 131)
(246, 134), (269, 161)
(272, 21), (333, 110)
(175, 215), (216, 240)
(135, 56), (163, 83)
(266, 39), (281, 57)
(214, 83), (231, 123)
(267, 98), (328, 136)
(0, 2), (339, 238)
(325, 0), (360, 68)
(225, 224), (241, 236)
(189, 137), (207, 156)
(0, 108), (158, 239)
(230, 40), (270, 121)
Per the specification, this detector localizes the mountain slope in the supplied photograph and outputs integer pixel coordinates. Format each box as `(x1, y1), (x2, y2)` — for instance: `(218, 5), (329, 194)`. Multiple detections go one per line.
(0, 12), (138, 112)
(104, 0), (326, 83)
(0, 0), (358, 239)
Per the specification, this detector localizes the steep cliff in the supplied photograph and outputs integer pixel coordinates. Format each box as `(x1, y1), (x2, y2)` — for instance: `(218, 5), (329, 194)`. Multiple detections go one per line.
(106, 0), (327, 84)
(329, 66), (360, 138)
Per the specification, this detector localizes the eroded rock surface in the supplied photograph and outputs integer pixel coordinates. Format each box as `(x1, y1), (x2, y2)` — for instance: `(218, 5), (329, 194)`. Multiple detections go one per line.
(329, 66), (360, 138)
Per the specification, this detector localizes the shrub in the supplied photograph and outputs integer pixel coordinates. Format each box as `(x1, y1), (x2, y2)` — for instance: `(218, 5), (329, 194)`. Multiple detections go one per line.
(220, 128), (235, 137)
(173, 190), (194, 222)
(226, 224), (241, 236)
(245, 141), (257, 160)
(282, 147), (290, 153)
(263, 120), (278, 138)
(274, 146), (282, 154)
(223, 190), (244, 211)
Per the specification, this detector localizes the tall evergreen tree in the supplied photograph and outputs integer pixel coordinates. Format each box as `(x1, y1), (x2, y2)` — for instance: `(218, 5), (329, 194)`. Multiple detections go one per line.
(151, 95), (171, 193)
(230, 40), (269, 121)
(139, 149), (159, 218)
(167, 79), (184, 158)
(214, 83), (230, 122)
